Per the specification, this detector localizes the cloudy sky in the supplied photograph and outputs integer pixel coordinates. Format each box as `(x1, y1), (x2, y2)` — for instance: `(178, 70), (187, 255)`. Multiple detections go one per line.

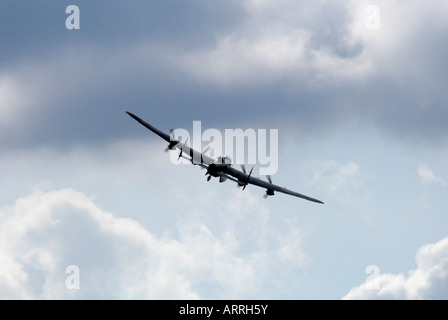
(1, 0), (448, 299)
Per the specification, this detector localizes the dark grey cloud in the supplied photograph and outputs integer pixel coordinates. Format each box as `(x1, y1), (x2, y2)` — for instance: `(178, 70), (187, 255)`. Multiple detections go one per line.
(0, 0), (246, 149)
(0, 0), (243, 66)
(1, 1), (448, 151)
(305, 2), (363, 59)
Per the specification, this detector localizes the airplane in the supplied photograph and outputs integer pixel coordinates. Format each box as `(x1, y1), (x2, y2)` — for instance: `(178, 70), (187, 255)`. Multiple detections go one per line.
(126, 111), (324, 204)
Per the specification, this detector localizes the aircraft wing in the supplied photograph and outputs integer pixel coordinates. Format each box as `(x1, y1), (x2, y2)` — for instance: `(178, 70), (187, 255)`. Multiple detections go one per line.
(126, 111), (215, 165)
(126, 111), (172, 142)
(223, 166), (324, 204)
(248, 176), (324, 204)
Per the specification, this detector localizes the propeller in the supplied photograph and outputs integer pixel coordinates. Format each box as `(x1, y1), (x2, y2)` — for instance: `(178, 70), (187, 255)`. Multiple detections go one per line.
(236, 164), (247, 188)
(242, 167), (253, 190)
(263, 175), (274, 199)
(205, 165), (212, 180)
(177, 138), (189, 160)
(164, 129), (176, 153)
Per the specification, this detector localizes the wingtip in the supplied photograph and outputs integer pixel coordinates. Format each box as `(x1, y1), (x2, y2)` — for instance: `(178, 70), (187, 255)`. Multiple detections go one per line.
(311, 198), (324, 204)
(126, 111), (139, 121)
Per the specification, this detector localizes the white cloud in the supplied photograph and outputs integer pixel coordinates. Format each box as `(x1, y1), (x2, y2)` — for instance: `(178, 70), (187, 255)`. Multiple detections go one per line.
(347, 0), (448, 108)
(418, 163), (446, 186)
(4, 0), (448, 148)
(0, 188), (257, 299)
(343, 236), (448, 299)
(175, 186), (311, 292)
(178, 0), (448, 97)
(181, 0), (371, 87)
(0, 179), (309, 299)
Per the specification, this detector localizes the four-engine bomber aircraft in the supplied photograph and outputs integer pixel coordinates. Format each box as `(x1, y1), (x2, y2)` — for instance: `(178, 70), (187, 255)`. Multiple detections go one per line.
(126, 111), (324, 204)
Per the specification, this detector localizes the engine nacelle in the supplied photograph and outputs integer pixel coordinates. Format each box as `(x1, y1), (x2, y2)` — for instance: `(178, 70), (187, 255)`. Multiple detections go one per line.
(219, 176), (227, 183)
(266, 189), (274, 196)
(166, 141), (177, 150)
